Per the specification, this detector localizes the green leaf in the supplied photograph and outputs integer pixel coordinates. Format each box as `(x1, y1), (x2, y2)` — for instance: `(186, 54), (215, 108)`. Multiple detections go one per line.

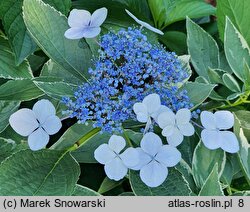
(222, 73), (241, 92)
(43, 0), (71, 15)
(71, 185), (100, 196)
(148, 0), (216, 29)
(0, 149), (80, 195)
(234, 111), (250, 130)
(207, 68), (225, 85)
(0, 0), (37, 65)
(217, 0), (250, 46)
(23, 0), (92, 82)
(187, 17), (219, 79)
(224, 17), (250, 82)
(0, 36), (33, 79)
(0, 138), (16, 162)
(34, 78), (77, 100)
(71, 132), (110, 163)
(98, 177), (124, 194)
(160, 31), (187, 55)
(192, 141), (226, 188)
(234, 116), (250, 184)
(198, 164), (224, 196)
(243, 61), (250, 90)
(129, 168), (191, 196)
(182, 82), (216, 109)
(0, 79), (44, 101)
(0, 101), (20, 133)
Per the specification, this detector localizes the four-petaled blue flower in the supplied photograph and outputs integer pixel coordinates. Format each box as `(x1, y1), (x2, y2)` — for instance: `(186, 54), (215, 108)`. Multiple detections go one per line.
(157, 108), (195, 146)
(94, 135), (139, 181)
(132, 132), (182, 187)
(200, 111), (239, 153)
(9, 99), (62, 151)
(65, 7), (107, 39)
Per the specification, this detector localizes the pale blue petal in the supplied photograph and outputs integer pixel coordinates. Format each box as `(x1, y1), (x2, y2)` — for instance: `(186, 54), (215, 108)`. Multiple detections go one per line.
(157, 111), (175, 129)
(142, 93), (161, 115)
(64, 27), (85, 39)
(200, 111), (216, 130)
(90, 7), (108, 27)
(42, 115), (62, 135)
(178, 123), (195, 136)
(130, 148), (151, 170)
(201, 129), (221, 150)
(140, 160), (168, 187)
(28, 128), (49, 151)
(125, 10), (164, 35)
(32, 99), (56, 124)
(219, 131), (239, 153)
(133, 102), (148, 123)
(167, 128), (183, 146)
(94, 144), (116, 164)
(68, 9), (91, 27)
(82, 27), (101, 38)
(215, 111), (234, 130)
(155, 145), (181, 167)
(9, 109), (39, 136)
(176, 108), (191, 125)
(140, 132), (162, 156)
(104, 157), (128, 181)
(108, 135), (126, 153)
(151, 105), (171, 122)
(120, 147), (139, 168)
(162, 125), (175, 137)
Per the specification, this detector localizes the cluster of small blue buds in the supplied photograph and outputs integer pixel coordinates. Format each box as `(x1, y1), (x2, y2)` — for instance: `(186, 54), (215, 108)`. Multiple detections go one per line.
(62, 27), (193, 133)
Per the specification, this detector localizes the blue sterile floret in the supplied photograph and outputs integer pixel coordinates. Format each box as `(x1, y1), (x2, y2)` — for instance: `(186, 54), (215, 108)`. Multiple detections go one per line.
(62, 27), (193, 133)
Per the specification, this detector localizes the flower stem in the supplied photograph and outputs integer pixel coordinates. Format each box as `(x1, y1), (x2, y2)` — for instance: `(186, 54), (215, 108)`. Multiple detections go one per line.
(190, 120), (204, 129)
(122, 127), (134, 147)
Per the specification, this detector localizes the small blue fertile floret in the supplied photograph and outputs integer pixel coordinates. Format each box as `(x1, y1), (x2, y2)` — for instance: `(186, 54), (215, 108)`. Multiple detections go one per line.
(63, 27), (192, 133)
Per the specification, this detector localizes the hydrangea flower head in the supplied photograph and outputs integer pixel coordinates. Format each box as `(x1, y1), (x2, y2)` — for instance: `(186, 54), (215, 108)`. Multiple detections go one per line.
(125, 9), (164, 35)
(157, 108), (195, 146)
(94, 135), (139, 180)
(132, 132), (181, 187)
(200, 111), (239, 153)
(65, 7), (107, 39)
(63, 27), (192, 133)
(9, 100), (62, 151)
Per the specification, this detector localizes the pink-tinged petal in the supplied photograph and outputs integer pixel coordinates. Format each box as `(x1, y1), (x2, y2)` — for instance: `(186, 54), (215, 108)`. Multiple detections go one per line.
(201, 129), (221, 150)
(130, 148), (152, 170)
(162, 125), (175, 137)
(9, 109), (39, 136)
(142, 93), (161, 115)
(82, 27), (101, 38)
(176, 108), (191, 125)
(28, 128), (49, 151)
(178, 123), (195, 136)
(140, 160), (168, 187)
(94, 144), (116, 164)
(120, 147), (139, 168)
(167, 128), (184, 146)
(157, 111), (175, 129)
(64, 27), (85, 39)
(68, 9), (91, 27)
(90, 7), (108, 27)
(219, 131), (239, 153)
(200, 111), (216, 130)
(104, 157), (128, 181)
(32, 99), (56, 124)
(215, 111), (234, 130)
(108, 135), (126, 153)
(42, 115), (62, 135)
(140, 132), (162, 156)
(155, 145), (181, 167)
